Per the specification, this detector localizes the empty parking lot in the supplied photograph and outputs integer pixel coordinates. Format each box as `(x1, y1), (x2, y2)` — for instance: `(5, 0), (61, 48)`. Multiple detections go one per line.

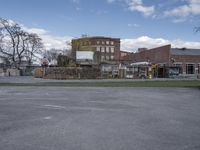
(0, 87), (200, 150)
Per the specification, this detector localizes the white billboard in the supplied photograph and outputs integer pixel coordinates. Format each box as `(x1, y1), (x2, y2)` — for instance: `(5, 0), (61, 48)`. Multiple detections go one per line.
(76, 51), (94, 60)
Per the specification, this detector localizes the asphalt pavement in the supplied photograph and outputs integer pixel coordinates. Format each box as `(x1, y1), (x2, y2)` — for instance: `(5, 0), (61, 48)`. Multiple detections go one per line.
(0, 87), (200, 150)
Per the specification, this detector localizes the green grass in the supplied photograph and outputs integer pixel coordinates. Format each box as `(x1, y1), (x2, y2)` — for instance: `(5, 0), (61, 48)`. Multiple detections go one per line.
(0, 80), (200, 88)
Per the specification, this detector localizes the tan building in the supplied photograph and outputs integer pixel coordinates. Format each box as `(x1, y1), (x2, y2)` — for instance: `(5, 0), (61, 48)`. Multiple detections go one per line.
(71, 36), (120, 63)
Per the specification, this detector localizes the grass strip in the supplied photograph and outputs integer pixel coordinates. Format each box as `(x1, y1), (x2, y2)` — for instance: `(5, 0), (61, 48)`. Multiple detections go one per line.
(0, 80), (200, 88)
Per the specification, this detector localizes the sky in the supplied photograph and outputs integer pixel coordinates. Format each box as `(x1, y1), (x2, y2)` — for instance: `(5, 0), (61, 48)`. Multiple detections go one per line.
(0, 0), (200, 52)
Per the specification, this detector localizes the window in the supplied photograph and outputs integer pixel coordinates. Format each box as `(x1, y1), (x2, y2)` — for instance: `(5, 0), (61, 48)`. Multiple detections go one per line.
(83, 41), (88, 45)
(106, 56), (109, 60)
(121, 53), (127, 57)
(106, 41), (109, 45)
(97, 41), (100, 44)
(106, 47), (109, 53)
(111, 55), (114, 60)
(101, 47), (105, 53)
(110, 47), (114, 53)
(186, 64), (194, 74)
(111, 41), (114, 45)
(174, 64), (183, 74)
(101, 56), (105, 60)
(102, 41), (105, 45)
(96, 47), (100, 52)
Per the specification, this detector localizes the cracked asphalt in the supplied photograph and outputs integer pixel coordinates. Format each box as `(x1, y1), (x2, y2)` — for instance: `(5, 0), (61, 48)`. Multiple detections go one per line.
(0, 87), (200, 150)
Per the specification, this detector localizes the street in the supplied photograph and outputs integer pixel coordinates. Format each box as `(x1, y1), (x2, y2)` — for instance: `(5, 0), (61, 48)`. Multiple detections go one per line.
(0, 87), (200, 150)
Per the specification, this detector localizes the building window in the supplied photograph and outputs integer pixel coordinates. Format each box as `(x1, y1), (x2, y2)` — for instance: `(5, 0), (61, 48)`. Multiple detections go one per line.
(111, 41), (114, 45)
(97, 41), (100, 44)
(174, 64), (183, 74)
(101, 56), (105, 60)
(106, 56), (109, 60)
(79, 41), (83, 46)
(102, 41), (105, 45)
(121, 53), (127, 57)
(96, 47), (100, 52)
(106, 47), (109, 53)
(101, 47), (105, 53)
(106, 41), (109, 45)
(186, 64), (194, 74)
(83, 41), (87, 45)
(110, 47), (114, 53)
(111, 55), (114, 60)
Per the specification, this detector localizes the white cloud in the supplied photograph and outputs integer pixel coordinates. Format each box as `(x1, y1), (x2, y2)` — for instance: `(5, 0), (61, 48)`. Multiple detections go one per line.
(171, 39), (200, 48)
(24, 28), (48, 35)
(40, 34), (72, 50)
(22, 26), (72, 50)
(121, 36), (200, 52)
(20, 25), (200, 54)
(106, 0), (155, 16)
(126, 0), (155, 16)
(164, 0), (200, 18)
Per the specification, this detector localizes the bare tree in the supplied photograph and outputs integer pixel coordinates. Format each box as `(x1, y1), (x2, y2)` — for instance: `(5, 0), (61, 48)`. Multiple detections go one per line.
(26, 33), (43, 65)
(44, 48), (64, 65)
(0, 18), (21, 67)
(65, 40), (72, 57)
(16, 31), (29, 67)
(0, 18), (43, 68)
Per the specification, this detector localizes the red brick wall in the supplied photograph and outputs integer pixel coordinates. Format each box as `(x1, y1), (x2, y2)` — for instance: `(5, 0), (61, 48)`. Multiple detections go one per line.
(171, 55), (200, 73)
(172, 55), (200, 64)
(133, 45), (171, 64)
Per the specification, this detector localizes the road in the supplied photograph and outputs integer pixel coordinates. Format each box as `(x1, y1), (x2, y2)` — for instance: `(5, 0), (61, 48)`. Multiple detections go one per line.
(0, 87), (200, 150)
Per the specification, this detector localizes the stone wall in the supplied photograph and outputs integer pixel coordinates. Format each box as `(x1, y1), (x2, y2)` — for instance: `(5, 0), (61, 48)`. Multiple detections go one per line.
(0, 68), (5, 77)
(35, 67), (101, 79)
(6, 69), (20, 76)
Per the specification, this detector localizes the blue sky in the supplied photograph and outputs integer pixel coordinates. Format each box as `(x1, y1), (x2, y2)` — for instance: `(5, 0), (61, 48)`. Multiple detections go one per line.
(1, 0), (200, 51)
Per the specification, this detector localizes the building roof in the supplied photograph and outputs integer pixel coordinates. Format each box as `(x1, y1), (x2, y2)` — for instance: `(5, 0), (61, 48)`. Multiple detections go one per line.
(171, 48), (200, 56)
(72, 36), (120, 40)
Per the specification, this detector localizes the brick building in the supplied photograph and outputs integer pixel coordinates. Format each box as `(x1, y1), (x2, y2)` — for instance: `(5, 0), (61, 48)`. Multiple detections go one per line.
(120, 51), (133, 63)
(121, 44), (200, 77)
(133, 45), (171, 64)
(71, 36), (120, 63)
(171, 47), (200, 75)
